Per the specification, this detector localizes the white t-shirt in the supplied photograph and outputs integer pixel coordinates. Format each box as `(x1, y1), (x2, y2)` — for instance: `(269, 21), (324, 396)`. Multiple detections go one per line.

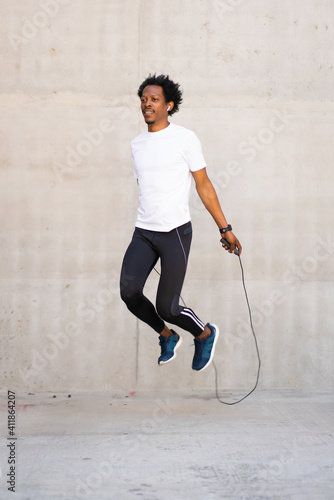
(131, 123), (206, 232)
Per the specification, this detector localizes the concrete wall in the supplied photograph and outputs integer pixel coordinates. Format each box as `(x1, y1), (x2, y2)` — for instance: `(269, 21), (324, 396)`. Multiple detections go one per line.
(0, 0), (333, 393)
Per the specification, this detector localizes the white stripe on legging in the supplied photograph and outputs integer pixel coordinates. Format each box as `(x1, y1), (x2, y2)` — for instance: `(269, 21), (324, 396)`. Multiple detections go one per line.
(181, 308), (205, 331)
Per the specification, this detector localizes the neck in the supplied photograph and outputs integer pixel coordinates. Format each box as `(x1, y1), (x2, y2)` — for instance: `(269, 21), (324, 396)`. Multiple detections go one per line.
(147, 120), (170, 133)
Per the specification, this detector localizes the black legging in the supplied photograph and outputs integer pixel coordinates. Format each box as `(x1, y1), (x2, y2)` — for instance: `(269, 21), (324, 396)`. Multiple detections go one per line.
(120, 221), (205, 337)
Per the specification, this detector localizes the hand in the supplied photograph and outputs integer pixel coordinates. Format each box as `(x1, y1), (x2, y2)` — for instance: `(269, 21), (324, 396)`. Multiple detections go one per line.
(221, 231), (242, 255)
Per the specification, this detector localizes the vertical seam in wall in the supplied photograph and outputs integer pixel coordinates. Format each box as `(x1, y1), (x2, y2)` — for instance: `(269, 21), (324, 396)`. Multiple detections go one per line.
(137, 0), (142, 135)
(135, 318), (139, 389)
(134, 1), (142, 388)
(138, 0), (142, 75)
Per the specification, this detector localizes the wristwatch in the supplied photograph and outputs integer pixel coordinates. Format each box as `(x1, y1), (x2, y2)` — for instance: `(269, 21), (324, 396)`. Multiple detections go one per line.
(219, 224), (232, 234)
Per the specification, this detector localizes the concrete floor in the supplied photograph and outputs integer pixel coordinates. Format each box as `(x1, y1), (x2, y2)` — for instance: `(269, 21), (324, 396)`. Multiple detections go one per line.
(0, 390), (333, 500)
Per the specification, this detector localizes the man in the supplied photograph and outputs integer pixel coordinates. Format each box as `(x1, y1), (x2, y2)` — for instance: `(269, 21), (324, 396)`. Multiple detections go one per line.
(120, 74), (241, 372)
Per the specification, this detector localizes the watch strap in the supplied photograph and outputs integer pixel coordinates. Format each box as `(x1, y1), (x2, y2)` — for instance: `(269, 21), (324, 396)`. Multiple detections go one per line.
(219, 224), (232, 234)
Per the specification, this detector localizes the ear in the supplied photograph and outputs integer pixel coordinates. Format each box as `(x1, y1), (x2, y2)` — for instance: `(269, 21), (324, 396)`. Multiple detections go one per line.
(167, 102), (174, 112)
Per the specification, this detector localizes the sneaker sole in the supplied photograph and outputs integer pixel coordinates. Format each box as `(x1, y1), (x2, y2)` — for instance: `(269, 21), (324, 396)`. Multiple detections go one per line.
(197, 324), (220, 372)
(159, 335), (183, 365)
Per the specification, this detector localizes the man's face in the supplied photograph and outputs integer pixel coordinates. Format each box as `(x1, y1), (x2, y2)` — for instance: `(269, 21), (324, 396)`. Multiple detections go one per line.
(140, 85), (171, 128)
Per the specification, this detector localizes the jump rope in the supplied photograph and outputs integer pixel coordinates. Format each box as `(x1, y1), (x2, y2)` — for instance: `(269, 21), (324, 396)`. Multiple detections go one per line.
(214, 237), (261, 405)
(154, 236), (261, 405)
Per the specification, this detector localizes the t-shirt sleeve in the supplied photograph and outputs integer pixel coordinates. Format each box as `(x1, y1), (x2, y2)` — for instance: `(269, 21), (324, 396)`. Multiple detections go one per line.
(183, 131), (207, 172)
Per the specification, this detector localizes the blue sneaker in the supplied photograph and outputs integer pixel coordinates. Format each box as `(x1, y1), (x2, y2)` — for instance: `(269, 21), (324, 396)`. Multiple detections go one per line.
(192, 323), (220, 371)
(158, 330), (183, 365)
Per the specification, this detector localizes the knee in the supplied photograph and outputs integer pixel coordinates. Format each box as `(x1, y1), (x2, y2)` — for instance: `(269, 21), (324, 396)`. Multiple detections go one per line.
(156, 294), (180, 323)
(156, 302), (174, 323)
(120, 281), (141, 306)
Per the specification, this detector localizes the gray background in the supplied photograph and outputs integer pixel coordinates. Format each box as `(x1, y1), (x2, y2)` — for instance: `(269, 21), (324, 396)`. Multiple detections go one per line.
(0, 0), (333, 393)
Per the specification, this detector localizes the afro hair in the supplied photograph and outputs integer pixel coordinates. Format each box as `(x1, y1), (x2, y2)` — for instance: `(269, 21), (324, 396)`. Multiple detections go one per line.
(137, 74), (183, 116)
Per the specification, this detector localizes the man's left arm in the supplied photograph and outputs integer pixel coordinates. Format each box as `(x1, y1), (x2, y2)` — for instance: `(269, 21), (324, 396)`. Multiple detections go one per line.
(192, 167), (242, 255)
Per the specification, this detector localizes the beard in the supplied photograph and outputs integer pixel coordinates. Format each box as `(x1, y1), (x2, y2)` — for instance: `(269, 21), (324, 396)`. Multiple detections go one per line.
(144, 115), (155, 125)
(143, 111), (155, 125)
